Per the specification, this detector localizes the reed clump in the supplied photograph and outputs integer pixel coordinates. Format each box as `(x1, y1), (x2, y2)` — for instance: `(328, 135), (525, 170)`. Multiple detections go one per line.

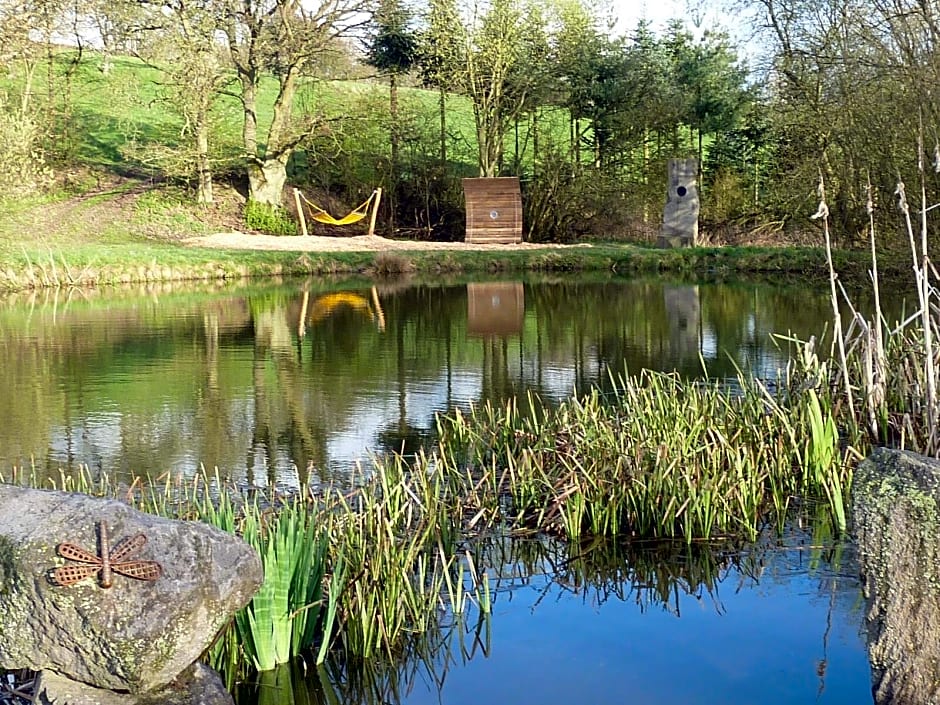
(434, 370), (850, 540)
(809, 169), (939, 458)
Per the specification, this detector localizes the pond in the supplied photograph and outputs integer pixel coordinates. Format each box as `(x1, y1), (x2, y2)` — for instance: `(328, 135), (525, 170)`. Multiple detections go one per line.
(0, 274), (887, 488)
(0, 274), (880, 703)
(234, 517), (871, 705)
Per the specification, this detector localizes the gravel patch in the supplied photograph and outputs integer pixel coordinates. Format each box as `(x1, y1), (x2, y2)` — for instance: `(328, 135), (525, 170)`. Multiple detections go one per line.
(184, 232), (589, 253)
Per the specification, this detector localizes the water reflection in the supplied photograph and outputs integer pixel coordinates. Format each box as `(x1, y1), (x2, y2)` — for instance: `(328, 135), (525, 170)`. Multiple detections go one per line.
(0, 276), (892, 486)
(233, 509), (869, 705)
(467, 282), (525, 337)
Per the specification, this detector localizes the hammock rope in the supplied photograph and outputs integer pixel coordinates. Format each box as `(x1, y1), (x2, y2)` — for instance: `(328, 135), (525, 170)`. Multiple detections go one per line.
(297, 190), (376, 226)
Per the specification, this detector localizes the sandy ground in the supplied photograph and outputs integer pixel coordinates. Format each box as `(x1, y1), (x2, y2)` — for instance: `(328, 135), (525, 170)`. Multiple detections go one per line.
(185, 232), (589, 252)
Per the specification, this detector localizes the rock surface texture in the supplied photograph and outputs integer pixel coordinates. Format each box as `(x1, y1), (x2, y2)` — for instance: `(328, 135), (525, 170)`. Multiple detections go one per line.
(854, 447), (940, 705)
(33, 663), (233, 705)
(0, 485), (262, 693)
(657, 158), (699, 248)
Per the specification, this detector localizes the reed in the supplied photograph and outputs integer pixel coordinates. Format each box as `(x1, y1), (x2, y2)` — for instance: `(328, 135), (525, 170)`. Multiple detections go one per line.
(5, 465), (487, 674)
(809, 167), (939, 458)
(436, 370), (850, 542)
(322, 453), (492, 661)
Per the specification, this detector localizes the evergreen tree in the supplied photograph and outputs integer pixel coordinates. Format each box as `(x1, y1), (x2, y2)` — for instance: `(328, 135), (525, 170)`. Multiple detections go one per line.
(366, 0), (419, 182)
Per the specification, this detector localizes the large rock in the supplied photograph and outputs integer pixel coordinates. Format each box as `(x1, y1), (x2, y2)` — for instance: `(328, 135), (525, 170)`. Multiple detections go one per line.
(34, 663), (233, 705)
(854, 447), (940, 704)
(0, 485), (262, 693)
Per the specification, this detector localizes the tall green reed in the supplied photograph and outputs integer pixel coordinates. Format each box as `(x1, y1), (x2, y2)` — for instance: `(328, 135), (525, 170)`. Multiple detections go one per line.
(437, 369), (845, 542)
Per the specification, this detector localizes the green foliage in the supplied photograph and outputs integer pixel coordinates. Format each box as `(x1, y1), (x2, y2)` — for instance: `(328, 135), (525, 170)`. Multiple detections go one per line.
(244, 200), (297, 236)
(417, 0), (463, 91)
(523, 150), (607, 241)
(0, 98), (53, 196)
(803, 390), (845, 531)
(237, 503), (328, 671)
(436, 370), (853, 541)
(366, 0), (419, 75)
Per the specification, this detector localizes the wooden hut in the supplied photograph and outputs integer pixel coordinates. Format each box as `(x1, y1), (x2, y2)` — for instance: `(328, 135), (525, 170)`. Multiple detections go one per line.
(463, 177), (523, 244)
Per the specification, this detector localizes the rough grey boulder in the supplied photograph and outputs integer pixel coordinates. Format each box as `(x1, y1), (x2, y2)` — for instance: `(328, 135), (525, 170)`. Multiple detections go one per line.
(34, 663), (233, 705)
(0, 485), (262, 693)
(854, 447), (940, 705)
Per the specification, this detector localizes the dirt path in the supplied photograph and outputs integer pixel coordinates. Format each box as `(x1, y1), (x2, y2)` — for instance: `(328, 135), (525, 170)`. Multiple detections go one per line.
(184, 231), (589, 253)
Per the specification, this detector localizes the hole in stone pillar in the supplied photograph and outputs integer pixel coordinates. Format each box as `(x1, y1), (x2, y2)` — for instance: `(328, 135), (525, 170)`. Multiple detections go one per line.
(676, 186), (687, 197)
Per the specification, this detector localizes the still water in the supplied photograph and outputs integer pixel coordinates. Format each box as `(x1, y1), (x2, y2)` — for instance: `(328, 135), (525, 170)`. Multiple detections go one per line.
(236, 521), (870, 705)
(0, 274), (880, 487)
(0, 274), (875, 703)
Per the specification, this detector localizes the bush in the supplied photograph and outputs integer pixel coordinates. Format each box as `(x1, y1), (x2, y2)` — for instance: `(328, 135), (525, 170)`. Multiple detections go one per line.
(244, 200), (297, 236)
(0, 100), (53, 196)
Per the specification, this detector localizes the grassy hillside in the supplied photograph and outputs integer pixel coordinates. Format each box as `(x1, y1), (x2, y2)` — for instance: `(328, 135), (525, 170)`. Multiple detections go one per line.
(14, 51), (531, 181)
(0, 48), (888, 294)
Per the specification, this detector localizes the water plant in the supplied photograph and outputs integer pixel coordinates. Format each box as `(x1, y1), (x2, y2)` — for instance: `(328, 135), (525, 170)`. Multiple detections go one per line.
(235, 503), (328, 672)
(434, 370), (851, 542)
(810, 167), (939, 458)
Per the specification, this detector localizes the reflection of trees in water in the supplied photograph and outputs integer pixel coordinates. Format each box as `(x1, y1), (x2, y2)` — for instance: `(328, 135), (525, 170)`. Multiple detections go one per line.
(0, 289), (253, 482)
(0, 277), (892, 485)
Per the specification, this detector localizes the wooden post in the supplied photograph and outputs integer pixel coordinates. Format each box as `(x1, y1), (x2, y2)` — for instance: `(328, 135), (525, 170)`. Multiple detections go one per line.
(370, 285), (386, 332)
(367, 188), (382, 237)
(293, 188), (309, 237)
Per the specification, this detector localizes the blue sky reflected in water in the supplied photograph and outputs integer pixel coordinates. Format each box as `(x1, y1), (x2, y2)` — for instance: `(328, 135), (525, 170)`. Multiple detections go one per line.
(398, 548), (869, 705)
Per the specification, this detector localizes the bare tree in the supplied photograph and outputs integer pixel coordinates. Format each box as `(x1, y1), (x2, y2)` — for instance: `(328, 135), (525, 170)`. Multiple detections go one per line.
(460, 0), (549, 177)
(127, 0), (229, 203)
(0, 0), (61, 192)
(219, 0), (372, 206)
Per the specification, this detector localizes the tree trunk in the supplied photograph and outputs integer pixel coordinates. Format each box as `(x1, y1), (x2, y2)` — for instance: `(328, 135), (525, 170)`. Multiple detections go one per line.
(697, 129), (704, 195)
(593, 118), (600, 168)
(476, 113), (502, 177)
(248, 158), (288, 206)
(532, 112), (539, 176)
(389, 73), (398, 233)
(574, 118), (581, 166)
(235, 59), (300, 205)
(390, 73), (399, 176)
(196, 118), (213, 204)
(642, 127), (650, 224)
(438, 87), (447, 167)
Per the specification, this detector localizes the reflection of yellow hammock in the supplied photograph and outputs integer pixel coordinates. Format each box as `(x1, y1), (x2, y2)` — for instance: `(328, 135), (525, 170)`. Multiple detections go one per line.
(298, 287), (386, 336)
(308, 292), (372, 322)
(293, 188), (383, 235)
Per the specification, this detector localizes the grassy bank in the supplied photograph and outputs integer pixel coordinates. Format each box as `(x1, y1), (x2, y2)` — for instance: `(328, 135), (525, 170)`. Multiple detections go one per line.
(0, 173), (911, 293)
(0, 233), (907, 294)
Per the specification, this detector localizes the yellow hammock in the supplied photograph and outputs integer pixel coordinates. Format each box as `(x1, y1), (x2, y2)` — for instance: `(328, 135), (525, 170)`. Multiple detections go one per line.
(303, 190), (376, 226)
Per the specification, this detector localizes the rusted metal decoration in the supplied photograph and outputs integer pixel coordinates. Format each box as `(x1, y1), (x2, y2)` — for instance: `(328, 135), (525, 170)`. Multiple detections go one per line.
(51, 521), (162, 588)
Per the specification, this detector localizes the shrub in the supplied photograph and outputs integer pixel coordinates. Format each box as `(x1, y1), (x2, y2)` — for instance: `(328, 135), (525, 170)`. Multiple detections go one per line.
(0, 99), (53, 196)
(244, 200), (297, 236)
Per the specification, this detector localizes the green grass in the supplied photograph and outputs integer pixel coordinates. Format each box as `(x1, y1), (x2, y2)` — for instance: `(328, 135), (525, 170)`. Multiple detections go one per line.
(0, 239), (901, 294)
(0, 196), (910, 295)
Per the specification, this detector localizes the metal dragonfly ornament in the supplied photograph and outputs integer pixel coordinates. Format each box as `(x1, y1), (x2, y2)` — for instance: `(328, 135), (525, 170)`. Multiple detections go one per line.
(51, 521), (162, 589)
